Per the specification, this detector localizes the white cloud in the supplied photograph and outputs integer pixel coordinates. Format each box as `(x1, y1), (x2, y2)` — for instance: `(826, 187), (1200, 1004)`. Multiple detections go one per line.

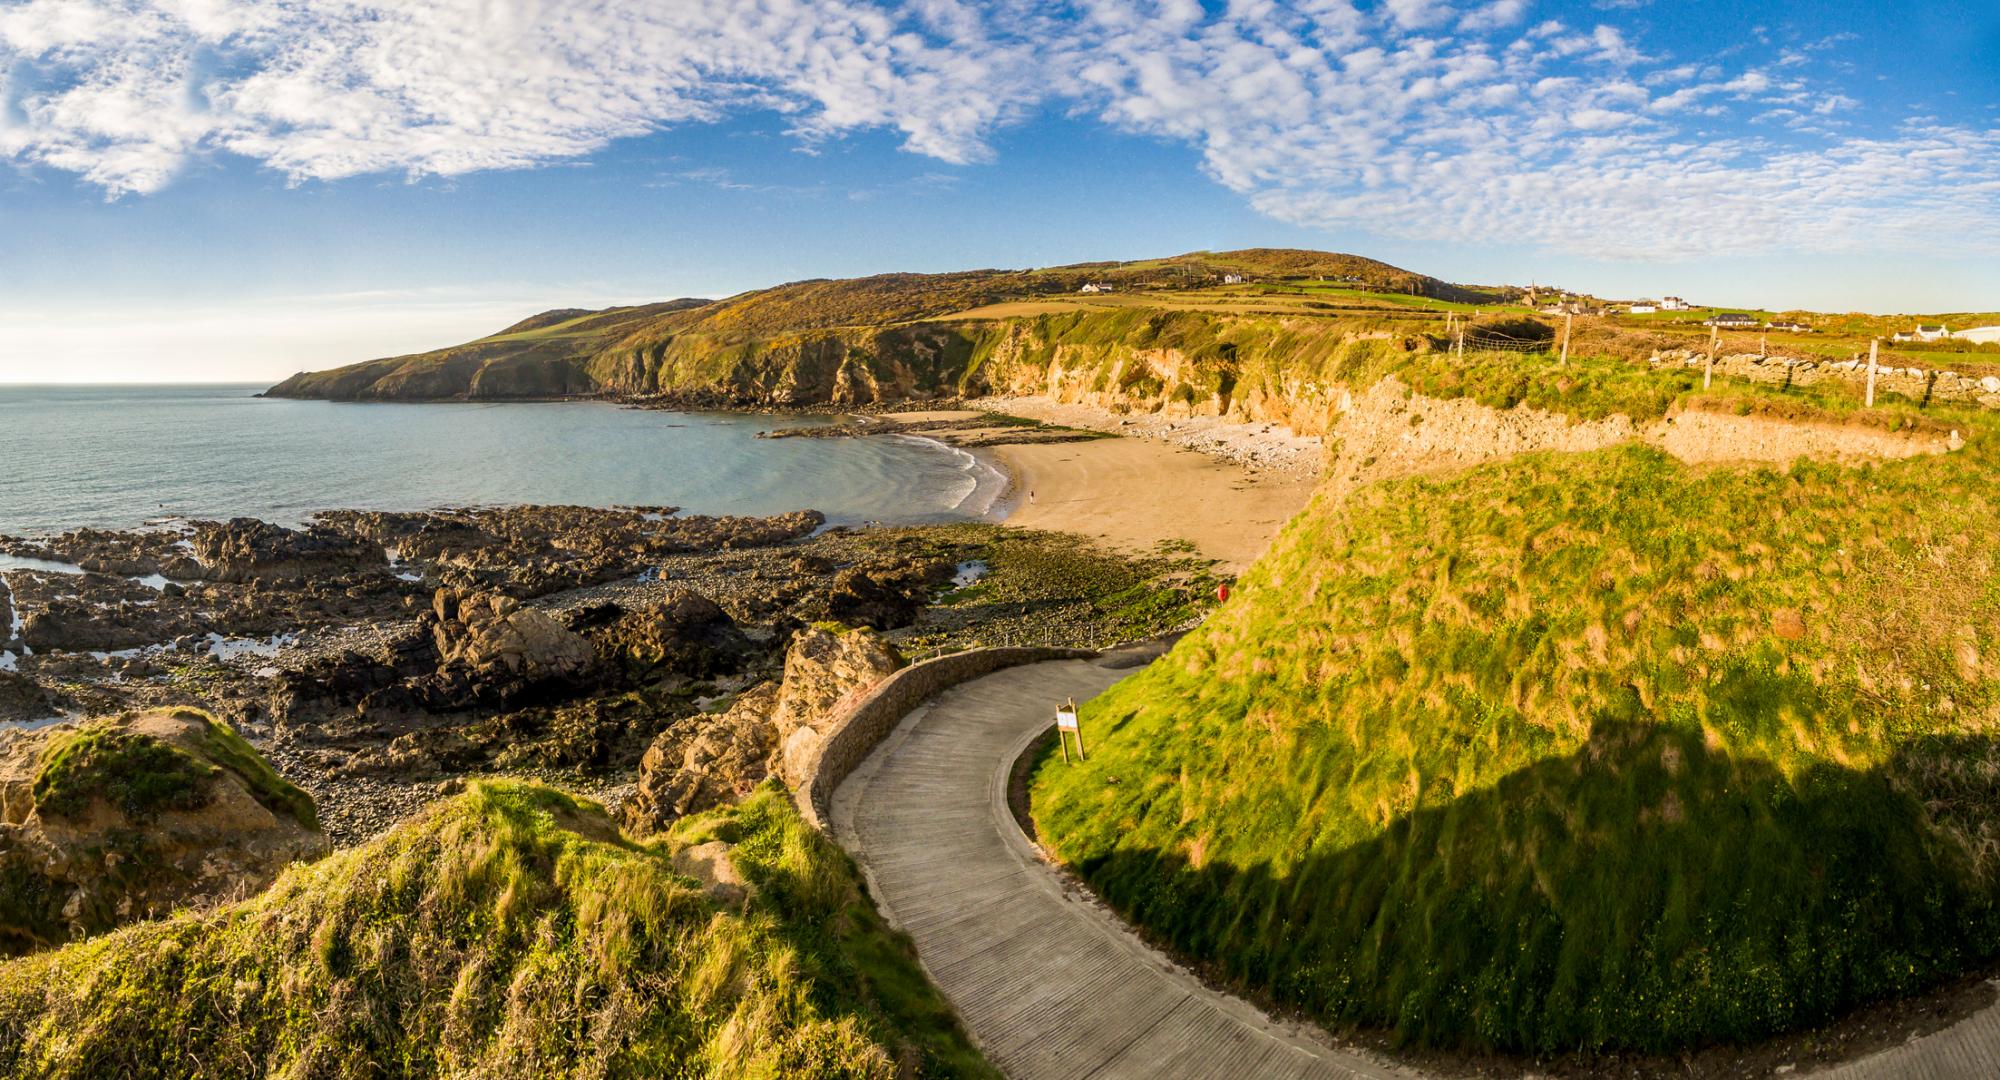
(1381, 0), (1450, 31)
(3, 0), (1045, 195)
(1458, 1), (1530, 33)
(3, 0), (1997, 262)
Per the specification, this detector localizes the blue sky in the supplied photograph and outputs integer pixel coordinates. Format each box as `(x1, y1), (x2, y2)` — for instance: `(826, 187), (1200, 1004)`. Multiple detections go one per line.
(2, 0), (1997, 382)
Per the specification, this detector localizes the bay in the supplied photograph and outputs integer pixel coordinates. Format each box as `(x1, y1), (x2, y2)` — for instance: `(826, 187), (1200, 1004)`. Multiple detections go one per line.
(0, 384), (1003, 535)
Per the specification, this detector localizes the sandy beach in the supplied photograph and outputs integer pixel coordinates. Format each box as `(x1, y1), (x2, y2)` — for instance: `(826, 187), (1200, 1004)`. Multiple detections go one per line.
(991, 439), (1317, 572)
(865, 401), (1324, 573)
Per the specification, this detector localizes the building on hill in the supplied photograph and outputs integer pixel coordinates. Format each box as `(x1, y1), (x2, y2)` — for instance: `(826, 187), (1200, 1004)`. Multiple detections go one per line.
(1079, 283), (1115, 294)
(1661, 296), (1692, 311)
(1914, 324), (1950, 341)
(1766, 320), (1812, 333)
(1221, 273), (1245, 285)
(1704, 312), (1757, 328)
(1628, 302), (1658, 314)
(1954, 326), (2000, 344)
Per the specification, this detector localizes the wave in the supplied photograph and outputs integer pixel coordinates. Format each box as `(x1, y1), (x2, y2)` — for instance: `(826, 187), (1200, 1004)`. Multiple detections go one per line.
(887, 434), (1009, 518)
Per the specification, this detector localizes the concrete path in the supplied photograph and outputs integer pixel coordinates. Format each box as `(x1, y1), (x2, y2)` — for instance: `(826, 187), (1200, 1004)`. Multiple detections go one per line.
(1819, 1003), (2000, 1079)
(831, 652), (1407, 1079)
(831, 653), (2000, 1079)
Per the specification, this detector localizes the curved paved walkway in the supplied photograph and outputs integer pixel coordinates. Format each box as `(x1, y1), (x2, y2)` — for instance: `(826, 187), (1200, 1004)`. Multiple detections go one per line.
(831, 653), (2000, 1080)
(831, 652), (1407, 1079)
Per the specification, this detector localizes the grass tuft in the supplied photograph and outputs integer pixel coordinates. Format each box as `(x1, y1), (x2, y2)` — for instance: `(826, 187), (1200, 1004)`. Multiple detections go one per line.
(0, 780), (993, 1079)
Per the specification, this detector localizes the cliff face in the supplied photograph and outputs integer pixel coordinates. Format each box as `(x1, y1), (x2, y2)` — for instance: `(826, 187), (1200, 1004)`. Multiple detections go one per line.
(262, 249), (1477, 407)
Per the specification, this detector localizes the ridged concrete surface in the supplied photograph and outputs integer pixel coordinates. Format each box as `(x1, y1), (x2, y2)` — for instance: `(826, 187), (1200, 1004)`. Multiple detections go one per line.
(831, 655), (1406, 1079)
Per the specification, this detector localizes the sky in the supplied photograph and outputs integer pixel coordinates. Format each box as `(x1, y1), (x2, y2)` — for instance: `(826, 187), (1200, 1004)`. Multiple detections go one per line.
(2, 0), (1997, 383)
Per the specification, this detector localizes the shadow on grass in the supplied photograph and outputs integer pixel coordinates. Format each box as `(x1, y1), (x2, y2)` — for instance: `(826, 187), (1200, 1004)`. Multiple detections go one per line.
(1064, 720), (2000, 1055)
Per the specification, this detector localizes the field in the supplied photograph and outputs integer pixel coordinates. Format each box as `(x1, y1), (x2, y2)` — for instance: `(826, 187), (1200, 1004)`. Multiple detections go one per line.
(1031, 368), (2000, 1053)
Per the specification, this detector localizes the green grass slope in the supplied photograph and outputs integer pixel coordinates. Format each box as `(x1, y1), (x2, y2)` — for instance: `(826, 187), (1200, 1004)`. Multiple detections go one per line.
(1032, 403), (2000, 1053)
(0, 780), (993, 1079)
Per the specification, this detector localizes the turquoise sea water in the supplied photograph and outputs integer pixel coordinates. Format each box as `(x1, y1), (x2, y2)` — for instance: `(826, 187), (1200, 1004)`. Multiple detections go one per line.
(0, 385), (1004, 536)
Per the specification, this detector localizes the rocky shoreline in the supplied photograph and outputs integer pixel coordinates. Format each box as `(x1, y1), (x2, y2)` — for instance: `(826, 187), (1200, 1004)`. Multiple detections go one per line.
(0, 503), (1219, 848)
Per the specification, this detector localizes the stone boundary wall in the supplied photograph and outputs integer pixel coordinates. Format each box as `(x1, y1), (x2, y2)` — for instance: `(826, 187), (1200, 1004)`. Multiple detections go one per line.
(1651, 350), (2000, 410)
(795, 646), (1096, 830)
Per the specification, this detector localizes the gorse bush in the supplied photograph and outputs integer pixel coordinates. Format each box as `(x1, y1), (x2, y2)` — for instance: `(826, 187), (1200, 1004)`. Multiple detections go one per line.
(0, 780), (992, 1079)
(1033, 409), (2000, 1053)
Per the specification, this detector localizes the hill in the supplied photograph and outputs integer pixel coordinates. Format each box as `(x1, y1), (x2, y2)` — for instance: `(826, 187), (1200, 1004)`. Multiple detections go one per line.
(261, 250), (1480, 402)
(1029, 378), (2000, 1053)
(0, 780), (993, 1078)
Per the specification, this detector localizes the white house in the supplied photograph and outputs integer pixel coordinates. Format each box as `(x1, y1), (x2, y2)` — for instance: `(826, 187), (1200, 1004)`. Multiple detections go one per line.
(1660, 296), (1692, 311)
(1914, 324), (1950, 342)
(1766, 320), (1812, 333)
(1222, 273), (1245, 285)
(1628, 303), (1658, 314)
(1079, 283), (1115, 294)
(1953, 326), (2000, 344)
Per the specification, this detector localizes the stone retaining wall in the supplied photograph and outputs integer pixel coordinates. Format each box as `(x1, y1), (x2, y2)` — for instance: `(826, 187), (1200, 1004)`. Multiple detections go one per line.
(795, 646), (1095, 830)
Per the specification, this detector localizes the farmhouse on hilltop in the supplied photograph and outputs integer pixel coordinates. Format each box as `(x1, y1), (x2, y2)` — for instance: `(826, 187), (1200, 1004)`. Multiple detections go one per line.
(1661, 296), (1692, 311)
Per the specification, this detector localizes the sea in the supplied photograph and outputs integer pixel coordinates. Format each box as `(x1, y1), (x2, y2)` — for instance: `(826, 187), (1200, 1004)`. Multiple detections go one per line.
(0, 384), (1007, 537)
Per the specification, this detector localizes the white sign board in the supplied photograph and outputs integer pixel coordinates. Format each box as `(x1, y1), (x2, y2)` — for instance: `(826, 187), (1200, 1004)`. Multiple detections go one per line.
(1055, 707), (1079, 731)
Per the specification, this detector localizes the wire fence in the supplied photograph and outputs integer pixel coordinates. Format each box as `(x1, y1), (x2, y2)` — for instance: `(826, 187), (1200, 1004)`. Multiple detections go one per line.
(1462, 330), (1556, 354)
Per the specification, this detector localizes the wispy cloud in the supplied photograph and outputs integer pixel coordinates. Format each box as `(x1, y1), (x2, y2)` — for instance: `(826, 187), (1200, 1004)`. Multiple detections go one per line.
(3, 0), (1996, 262)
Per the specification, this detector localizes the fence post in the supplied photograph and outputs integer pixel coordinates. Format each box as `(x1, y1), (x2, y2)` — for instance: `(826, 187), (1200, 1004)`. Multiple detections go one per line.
(1704, 324), (1717, 390)
(1560, 312), (1573, 367)
(1866, 338), (1879, 408)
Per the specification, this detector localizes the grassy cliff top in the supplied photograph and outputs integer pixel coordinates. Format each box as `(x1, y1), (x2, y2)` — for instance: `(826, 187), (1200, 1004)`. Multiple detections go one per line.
(261, 249), (1467, 401)
(0, 780), (992, 1079)
(1031, 387), (2000, 1053)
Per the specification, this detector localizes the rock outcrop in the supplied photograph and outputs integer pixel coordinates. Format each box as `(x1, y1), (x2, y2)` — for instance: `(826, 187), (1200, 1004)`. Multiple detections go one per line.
(0, 674), (59, 726)
(189, 518), (385, 583)
(571, 590), (752, 677)
(623, 625), (903, 834)
(404, 588), (596, 710)
(318, 504), (826, 596)
(0, 708), (326, 955)
(768, 625), (904, 786)
(429, 589), (593, 678)
(625, 684), (782, 829)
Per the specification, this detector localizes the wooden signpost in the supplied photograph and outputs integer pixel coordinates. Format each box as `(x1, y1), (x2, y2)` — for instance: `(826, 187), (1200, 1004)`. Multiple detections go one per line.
(1055, 698), (1084, 764)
